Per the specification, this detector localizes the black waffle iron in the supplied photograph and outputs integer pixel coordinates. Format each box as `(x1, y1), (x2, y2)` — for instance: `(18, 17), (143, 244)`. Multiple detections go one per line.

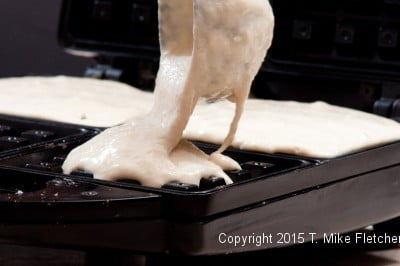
(1, 0), (400, 257)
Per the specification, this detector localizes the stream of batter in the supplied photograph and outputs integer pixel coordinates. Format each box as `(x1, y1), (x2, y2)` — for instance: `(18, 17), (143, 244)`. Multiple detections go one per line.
(62, 0), (274, 187)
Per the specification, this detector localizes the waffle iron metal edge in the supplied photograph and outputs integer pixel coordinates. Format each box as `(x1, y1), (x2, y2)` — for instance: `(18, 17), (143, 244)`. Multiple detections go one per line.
(0, 116), (400, 254)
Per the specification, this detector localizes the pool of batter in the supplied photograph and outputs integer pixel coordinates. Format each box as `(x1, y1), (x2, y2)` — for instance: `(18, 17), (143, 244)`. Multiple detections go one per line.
(61, 0), (275, 187)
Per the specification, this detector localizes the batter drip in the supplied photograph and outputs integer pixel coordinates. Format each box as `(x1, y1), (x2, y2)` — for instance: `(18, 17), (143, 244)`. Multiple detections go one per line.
(62, 0), (274, 187)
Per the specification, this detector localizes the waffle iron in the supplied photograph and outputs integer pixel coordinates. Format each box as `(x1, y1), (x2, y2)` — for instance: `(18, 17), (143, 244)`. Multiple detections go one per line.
(1, 0), (400, 257)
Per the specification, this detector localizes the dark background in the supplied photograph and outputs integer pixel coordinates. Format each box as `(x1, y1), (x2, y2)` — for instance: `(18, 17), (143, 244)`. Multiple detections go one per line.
(0, 0), (93, 78)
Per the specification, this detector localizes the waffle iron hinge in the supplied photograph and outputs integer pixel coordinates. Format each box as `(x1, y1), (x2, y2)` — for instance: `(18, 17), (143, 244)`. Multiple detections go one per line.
(84, 58), (158, 91)
(374, 83), (400, 122)
(84, 64), (123, 81)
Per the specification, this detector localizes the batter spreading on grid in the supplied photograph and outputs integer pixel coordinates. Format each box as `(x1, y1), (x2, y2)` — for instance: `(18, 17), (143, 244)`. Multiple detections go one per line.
(61, 0), (275, 187)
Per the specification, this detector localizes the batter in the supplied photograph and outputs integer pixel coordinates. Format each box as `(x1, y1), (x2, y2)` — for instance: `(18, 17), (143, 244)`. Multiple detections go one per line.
(61, 0), (275, 187)
(0, 76), (154, 127)
(186, 99), (400, 158)
(1, 78), (400, 161)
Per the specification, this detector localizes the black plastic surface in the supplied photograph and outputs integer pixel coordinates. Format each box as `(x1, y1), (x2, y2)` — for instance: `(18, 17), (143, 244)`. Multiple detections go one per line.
(0, 167), (161, 223)
(59, 0), (400, 81)
(269, 0), (400, 78)
(0, 119), (400, 253)
(58, 0), (159, 58)
(0, 115), (91, 156)
(2, 146), (400, 254)
(0, 136), (312, 217)
(2, 134), (400, 219)
(172, 164), (400, 255)
(0, 219), (167, 253)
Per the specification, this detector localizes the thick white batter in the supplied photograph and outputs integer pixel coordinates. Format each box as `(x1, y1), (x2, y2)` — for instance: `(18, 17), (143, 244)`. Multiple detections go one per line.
(0, 76), (154, 127)
(1, 77), (400, 161)
(186, 99), (400, 158)
(61, 0), (274, 187)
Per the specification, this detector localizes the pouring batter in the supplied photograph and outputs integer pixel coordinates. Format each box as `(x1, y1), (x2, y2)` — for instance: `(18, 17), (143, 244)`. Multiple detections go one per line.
(62, 0), (275, 187)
